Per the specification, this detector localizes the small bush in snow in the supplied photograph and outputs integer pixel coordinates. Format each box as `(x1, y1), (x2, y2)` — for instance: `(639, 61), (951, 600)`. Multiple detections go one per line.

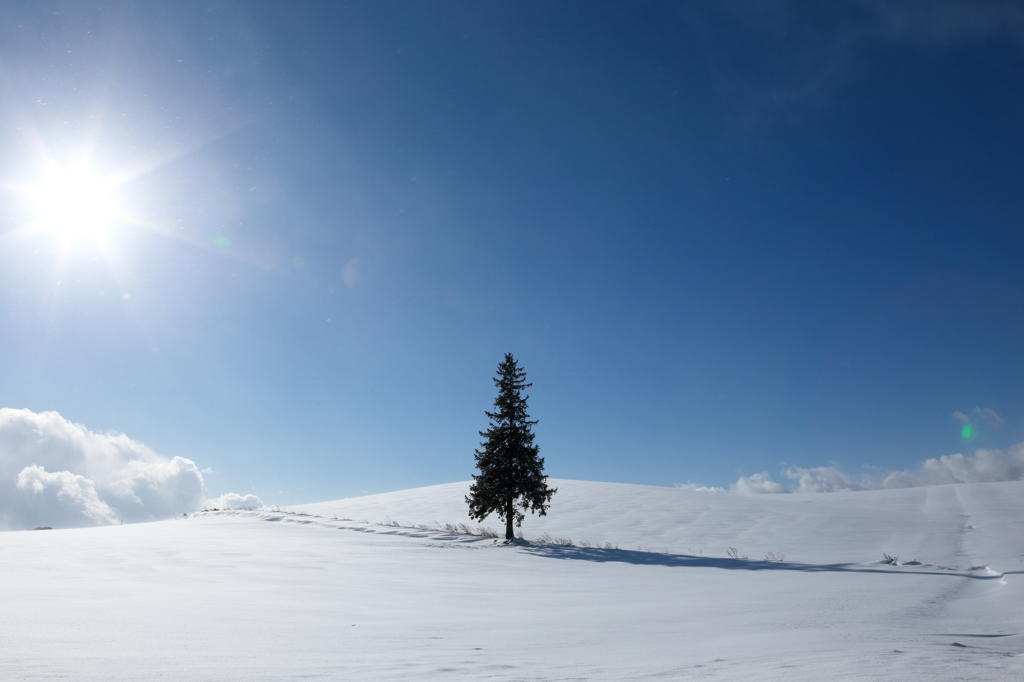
(727, 547), (748, 560)
(882, 553), (899, 565)
(764, 551), (785, 562)
(554, 537), (574, 546)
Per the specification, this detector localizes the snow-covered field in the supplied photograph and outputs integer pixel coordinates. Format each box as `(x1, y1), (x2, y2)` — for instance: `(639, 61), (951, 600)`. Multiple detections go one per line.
(3, 480), (1023, 681)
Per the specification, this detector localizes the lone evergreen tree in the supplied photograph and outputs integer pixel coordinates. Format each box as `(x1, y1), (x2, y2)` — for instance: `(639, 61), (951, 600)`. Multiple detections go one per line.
(466, 353), (556, 540)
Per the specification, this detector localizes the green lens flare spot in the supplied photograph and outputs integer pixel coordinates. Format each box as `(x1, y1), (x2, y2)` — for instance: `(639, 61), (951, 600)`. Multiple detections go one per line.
(291, 255), (305, 269)
(213, 237), (230, 248)
(961, 424), (975, 440)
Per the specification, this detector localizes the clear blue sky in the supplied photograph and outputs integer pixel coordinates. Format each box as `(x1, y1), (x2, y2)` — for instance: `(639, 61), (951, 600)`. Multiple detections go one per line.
(1, 1), (1023, 504)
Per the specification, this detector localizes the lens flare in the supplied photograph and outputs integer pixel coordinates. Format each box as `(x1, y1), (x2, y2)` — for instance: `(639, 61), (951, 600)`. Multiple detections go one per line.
(961, 424), (975, 440)
(343, 258), (360, 288)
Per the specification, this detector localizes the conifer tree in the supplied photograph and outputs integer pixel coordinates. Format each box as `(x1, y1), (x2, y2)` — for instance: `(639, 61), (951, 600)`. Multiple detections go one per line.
(466, 353), (556, 540)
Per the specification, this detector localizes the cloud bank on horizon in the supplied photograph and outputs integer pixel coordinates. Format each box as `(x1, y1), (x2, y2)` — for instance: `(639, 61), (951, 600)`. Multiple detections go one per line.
(674, 408), (1024, 494)
(681, 440), (1024, 494)
(5, 404), (1022, 530)
(781, 441), (1024, 491)
(0, 408), (262, 531)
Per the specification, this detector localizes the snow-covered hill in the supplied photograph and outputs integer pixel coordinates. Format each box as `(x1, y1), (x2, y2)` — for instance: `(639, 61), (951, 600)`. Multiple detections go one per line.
(3, 480), (1023, 681)
(295, 478), (1022, 566)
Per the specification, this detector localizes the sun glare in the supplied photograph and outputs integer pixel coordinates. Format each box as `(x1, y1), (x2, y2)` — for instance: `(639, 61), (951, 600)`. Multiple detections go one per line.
(28, 167), (120, 239)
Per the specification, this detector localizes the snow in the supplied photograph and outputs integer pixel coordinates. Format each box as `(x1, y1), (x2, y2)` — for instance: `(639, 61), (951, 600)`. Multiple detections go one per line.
(2, 479), (1023, 680)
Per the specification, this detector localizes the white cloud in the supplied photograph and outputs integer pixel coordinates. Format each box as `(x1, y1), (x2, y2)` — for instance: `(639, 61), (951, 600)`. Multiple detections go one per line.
(16, 465), (118, 526)
(882, 443), (1024, 487)
(673, 482), (728, 492)
(952, 407), (1004, 427)
(0, 408), (254, 531)
(731, 472), (789, 494)
(205, 492), (264, 509)
(729, 441), (1024, 494)
(783, 465), (871, 493)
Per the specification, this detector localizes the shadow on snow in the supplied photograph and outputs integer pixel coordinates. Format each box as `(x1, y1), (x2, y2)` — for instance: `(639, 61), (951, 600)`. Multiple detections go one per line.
(519, 544), (1020, 580)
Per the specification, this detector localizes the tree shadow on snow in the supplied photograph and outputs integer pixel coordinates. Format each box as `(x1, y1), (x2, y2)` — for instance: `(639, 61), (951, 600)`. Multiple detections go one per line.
(520, 544), (1022, 580)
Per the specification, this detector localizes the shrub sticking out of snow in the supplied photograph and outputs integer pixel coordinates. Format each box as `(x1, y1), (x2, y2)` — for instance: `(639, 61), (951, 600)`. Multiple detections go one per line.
(382, 517), (501, 538)
(372, 519), (622, 549)
(727, 547), (748, 560)
(558, 537), (619, 549)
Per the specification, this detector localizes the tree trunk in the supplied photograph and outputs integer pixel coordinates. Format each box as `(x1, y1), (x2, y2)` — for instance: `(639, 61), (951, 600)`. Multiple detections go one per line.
(505, 497), (514, 540)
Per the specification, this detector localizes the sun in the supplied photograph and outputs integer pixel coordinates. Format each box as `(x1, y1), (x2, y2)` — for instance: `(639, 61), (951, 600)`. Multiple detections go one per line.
(27, 166), (120, 240)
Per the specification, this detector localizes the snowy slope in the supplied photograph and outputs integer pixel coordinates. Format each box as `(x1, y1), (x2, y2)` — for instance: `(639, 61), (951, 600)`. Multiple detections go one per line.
(2, 480), (1023, 681)
(296, 479), (1017, 566)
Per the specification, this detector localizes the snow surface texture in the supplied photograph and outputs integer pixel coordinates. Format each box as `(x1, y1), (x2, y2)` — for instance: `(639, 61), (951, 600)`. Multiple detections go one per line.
(3, 479), (1023, 681)
(0, 408), (262, 530)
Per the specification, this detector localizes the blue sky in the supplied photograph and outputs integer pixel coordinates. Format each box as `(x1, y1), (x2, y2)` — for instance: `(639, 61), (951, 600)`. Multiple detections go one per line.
(1, 1), (1023, 505)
